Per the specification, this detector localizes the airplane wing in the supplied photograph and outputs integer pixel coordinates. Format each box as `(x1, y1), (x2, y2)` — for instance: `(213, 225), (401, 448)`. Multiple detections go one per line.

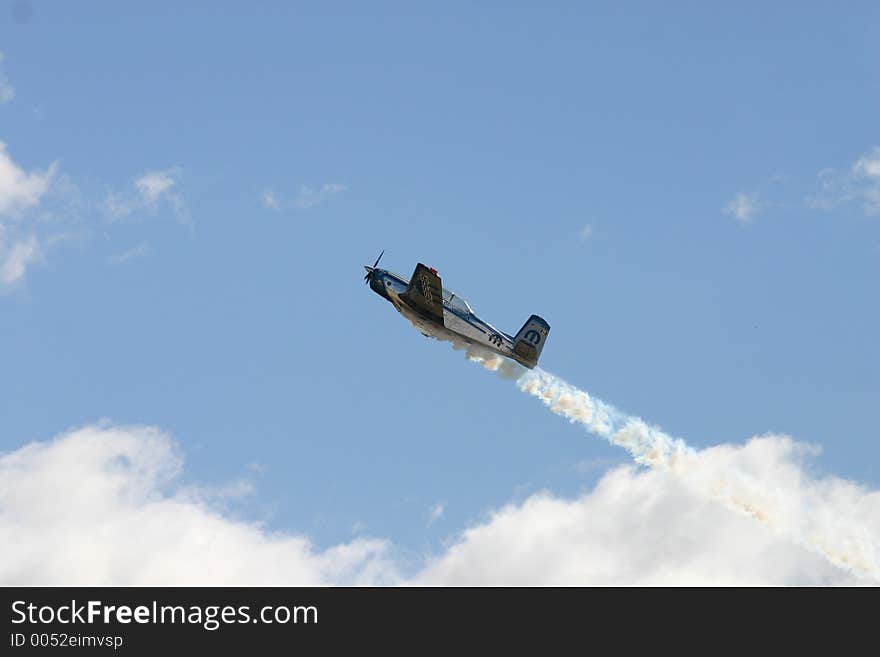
(400, 263), (444, 323)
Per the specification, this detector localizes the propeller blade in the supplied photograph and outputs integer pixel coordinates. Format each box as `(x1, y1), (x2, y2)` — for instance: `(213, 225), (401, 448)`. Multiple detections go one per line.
(372, 249), (384, 268)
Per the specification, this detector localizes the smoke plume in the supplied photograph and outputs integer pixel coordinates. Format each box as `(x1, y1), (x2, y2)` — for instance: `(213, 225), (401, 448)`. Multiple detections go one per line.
(459, 344), (880, 583)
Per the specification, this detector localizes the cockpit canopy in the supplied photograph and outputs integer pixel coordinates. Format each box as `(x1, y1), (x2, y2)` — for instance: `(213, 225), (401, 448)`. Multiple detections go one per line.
(443, 289), (473, 314)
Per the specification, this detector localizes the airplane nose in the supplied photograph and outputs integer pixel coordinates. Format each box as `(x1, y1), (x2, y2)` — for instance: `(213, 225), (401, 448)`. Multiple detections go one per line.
(364, 266), (372, 274)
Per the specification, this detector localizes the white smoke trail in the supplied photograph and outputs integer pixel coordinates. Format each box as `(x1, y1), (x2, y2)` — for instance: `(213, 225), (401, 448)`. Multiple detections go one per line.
(459, 345), (880, 583)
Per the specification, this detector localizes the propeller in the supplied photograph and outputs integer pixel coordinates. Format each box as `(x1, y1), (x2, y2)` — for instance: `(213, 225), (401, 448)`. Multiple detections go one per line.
(363, 249), (384, 284)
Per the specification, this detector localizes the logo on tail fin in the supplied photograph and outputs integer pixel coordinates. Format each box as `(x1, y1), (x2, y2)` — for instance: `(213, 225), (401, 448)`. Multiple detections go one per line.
(524, 329), (541, 345)
(419, 272), (435, 303)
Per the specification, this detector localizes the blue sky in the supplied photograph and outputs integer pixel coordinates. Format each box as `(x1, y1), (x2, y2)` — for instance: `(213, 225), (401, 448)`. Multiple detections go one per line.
(1, 2), (879, 583)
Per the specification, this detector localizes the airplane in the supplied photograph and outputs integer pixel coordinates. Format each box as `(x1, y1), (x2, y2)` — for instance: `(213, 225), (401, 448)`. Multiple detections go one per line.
(363, 251), (550, 369)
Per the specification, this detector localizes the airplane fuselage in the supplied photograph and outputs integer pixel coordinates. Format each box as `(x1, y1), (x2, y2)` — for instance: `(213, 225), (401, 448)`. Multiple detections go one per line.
(367, 268), (528, 366)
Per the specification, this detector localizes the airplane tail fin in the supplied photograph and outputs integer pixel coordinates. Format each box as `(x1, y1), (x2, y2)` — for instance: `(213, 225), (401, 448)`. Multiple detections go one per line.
(512, 315), (550, 368)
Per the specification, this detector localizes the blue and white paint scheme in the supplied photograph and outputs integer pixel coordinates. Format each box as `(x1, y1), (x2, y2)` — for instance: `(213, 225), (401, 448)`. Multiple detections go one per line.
(364, 253), (550, 369)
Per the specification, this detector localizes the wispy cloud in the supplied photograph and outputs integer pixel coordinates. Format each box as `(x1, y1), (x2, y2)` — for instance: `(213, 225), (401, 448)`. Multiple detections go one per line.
(768, 171), (793, 184)
(796, 147), (880, 216)
(854, 150), (880, 178)
(0, 142), (59, 287)
(578, 224), (593, 241)
(102, 191), (133, 221)
(725, 147), (880, 230)
(103, 167), (188, 224)
(723, 192), (760, 224)
(258, 182), (347, 211)
(851, 147), (880, 214)
(0, 142), (56, 215)
(261, 189), (281, 211)
(0, 52), (14, 105)
(1, 150), (191, 290)
(427, 503), (445, 527)
(573, 457), (620, 476)
(109, 242), (151, 265)
(136, 170), (178, 207)
(0, 232), (40, 286)
(294, 183), (347, 209)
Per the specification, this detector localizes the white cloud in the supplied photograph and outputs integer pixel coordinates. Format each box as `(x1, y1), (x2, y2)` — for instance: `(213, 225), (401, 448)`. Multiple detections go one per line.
(723, 192), (760, 224)
(427, 503), (445, 527)
(294, 183), (346, 209)
(578, 224), (593, 241)
(0, 52), (14, 104)
(415, 435), (878, 585)
(0, 423), (398, 585)
(2, 422), (876, 585)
